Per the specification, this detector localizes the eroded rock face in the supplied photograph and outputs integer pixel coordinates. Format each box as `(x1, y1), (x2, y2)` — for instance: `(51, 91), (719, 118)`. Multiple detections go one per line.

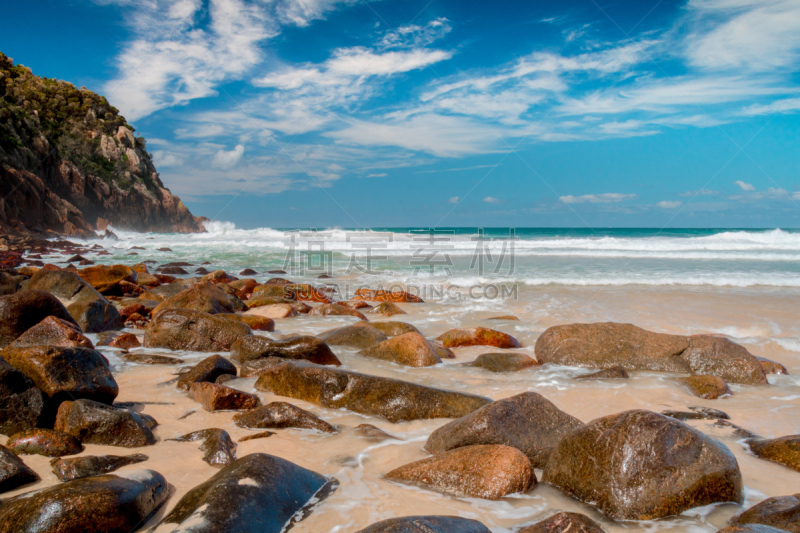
(233, 402), (336, 433)
(319, 321), (388, 349)
(371, 321), (420, 336)
(542, 410), (744, 520)
(0, 444), (39, 493)
(517, 512), (606, 533)
(230, 335), (341, 366)
(50, 453), (149, 481)
(9, 316), (93, 349)
(1, 346), (118, 407)
(467, 352), (539, 372)
(255, 361), (492, 423)
(360, 332), (443, 367)
(0, 469), (169, 533)
(0, 289), (78, 347)
(189, 382), (261, 412)
(535, 323), (767, 385)
(731, 494), (800, 532)
(6, 428), (83, 457)
(747, 437), (800, 472)
(152, 281), (237, 316)
(55, 399), (155, 447)
(155, 453), (334, 533)
(176, 354), (238, 391)
(28, 270), (122, 332)
(144, 308), (251, 351)
(0, 356), (46, 435)
(425, 392), (584, 468)
(437, 327), (521, 349)
(174, 428), (236, 466)
(356, 516), (491, 533)
(385, 444), (535, 500)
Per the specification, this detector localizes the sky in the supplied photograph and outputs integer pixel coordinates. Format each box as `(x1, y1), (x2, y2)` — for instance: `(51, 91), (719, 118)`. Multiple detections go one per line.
(3, 0), (800, 228)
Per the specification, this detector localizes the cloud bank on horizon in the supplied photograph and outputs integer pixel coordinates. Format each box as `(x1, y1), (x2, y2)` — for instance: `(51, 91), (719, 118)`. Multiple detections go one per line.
(17, 0), (800, 226)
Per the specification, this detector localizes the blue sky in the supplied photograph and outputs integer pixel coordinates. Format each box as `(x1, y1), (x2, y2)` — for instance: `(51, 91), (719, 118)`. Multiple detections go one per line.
(3, 0), (800, 228)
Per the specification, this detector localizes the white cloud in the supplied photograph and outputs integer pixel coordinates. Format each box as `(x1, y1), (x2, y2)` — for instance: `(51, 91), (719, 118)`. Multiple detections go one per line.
(657, 200), (682, 208)
(365, 173), (387, 178)
(734, 180), (755, 191)
(483, 196), (501, 204)
(740, 97), (800, 116)
(152, 150), (184, 167)
(212, 144), (245, 168)
(560, 193), (637, 204)
(380, 18), (452, 49)
(448, 196), (459, 203)
(680, 188), (719, 196)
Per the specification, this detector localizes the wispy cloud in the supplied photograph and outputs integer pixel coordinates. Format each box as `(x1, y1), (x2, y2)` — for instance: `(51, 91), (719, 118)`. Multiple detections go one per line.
(657, 200), (682, 208)
(735, 180), (755, 191)
(559, 193), (637, 204)
(483, 196), (502, 204)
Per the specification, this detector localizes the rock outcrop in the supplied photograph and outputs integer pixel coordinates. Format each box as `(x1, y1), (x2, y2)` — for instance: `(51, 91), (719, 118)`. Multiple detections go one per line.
(357, 516), (491, 532)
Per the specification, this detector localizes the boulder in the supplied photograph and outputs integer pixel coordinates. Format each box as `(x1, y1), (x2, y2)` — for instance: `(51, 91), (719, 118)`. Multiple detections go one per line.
(144, 308), (251, 351)
(173, 428), (236, 466)
(319, 321), (388, 349)
(152, 280), (237, 316)
(663, 406), (730, 421)
(0, 272), (21, 296)
(356, 516), (491, 533)
(535, 323), (767, 385)
(467, 352), (539, 372)
(371, 321), (420, 336)
(108, 333), (140, 349)
(360, 332), (443, 367)
(50, 453), (149, 481)
(218, 313), (275, 331)
(354, 424), (400, 442)
(0, 356), (46, 435)
(0, 445), (39, 493)
(437, 327), (521, 349)
(122, 353), (184, 365)
(9, 316), (93, 349)
(283, 283), (331, 303)
(250, 284), (296, 300)
(340, 300), (372, 310)
(355, 289), (423, 303)
(747, 436), (800, 472)
(230, 335), (341, 366)
(681, 375), (732, 399)
(245, 303), (297, 319)
(488, 315), (519, 321)
(369, 302), (407, 316)
(233, 402), (336, 433)
(718, 526), (791, 533)
(28, 270), (122, 332)
(202, 270), (235, 284)
(189, 382), (261, 412)
(0, 469), (168, 533)
(0, 346), (118, 407)
(140, 279), (194, 302)
(576, 366), (629, 380)
(426, 392), (583, 468)
(255, 361), (492, 423)
(517, 512), (606, 533)
(731, 494), (800, 532)
(757, 356), (788, 375)
(176, 354), (237, 391)
(542, 409), (744, 520)
(55, 399), (156, 447)
(155, 453), (335, 533)
(77, 264), (138, 295)
(6, 428), (83, 457)
(309, 303), (367, 320)
(385, 444), (535, 499)
(0, 289), (78, 347)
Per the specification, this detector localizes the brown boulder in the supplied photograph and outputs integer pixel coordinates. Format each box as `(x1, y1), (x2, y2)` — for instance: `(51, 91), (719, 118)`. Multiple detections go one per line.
(6, 428), (83, 457)
(369, 302), (406, 316)
(9, 316), (93, 349)
(681, 375), (732, 399)
(230, 335), (341, 366)
(488, 315), (519, 321)
(517, 512), (606, 533)
(77, 264), (137, 295)
(354, 424), (400, 442)
(542, 409), (743, 520)
(356, 289), (423, 303)
(176, 354), (237, 391)
(109, 333), (140, 349)
(319, 321), (388, 349)
(309, 303), (367, 320)
(385, 444), (535, 499)
(255, 361), (491, 422)
(122, 353), (184, 365)
(757, 357), (788, 375)
(425, 392), (583, 468)
(172, 428), (236, 466)
(371, 321), (420, 336)
(0, 290), (79, 347)
(50, 453), (149, 481)
(189, 382), (261, 412)
(437, 327), (521, 349)
(467, 352), (538, 372)
(245, 303), (297, 319)
(250, 283), (296, 300)
(144, 308), (251, 351)
(140, 279), (194, 302)
(202, 270), (235, 284)
(229, 278), (259, 298)
(233, 402), (336, 433)
(731, 494), (800, 532)
(218, 313), (275, 331)
(747, 436), (800, 472)
(681, 336), (767, 385)
(27, 270), (122, 332)
(152, 281), (236, 316)
(360, 332), (443, 367)
(718, 526), (792, 533)
(356, 516), (490, 532)
(284, 283), (331, 303)
(0, 356), (46, 435)
(576, 366), (629, 380)
(0, 444), (39, 493)
(55, 399), (155, 447)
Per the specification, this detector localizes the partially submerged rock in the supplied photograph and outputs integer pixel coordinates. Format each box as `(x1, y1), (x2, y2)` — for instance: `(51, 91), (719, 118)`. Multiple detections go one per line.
(152, 280), (237, 316)
(357, 516), (491, 533)
(230, 335), (341, 366)
(575, 366), (629, 380)
(55, 399), (156, 447)
(218, 313), (275, 331)
(731, 494), (800, 532)
(233, 402), (336, 433)
(681, 375), (732, 399)
(6, 428), (83, 457)
(9, 316), (93, 349)
(28, 270), (122, 332)
(385, 444), (535, 499)
(154, 453), (335, 532)
(309, 303), (367, 320)
(355, 289), (422, 303)
(0, 289), (78, 347)
(542, 409), (743, 520)
(50, 453), (148, 482)
(425, 392), (583, 468)
(747, 436), (800, 472)
(0, 445), (39, 493)
(144, 308), (251, 351)
(176, 354), (237, 391)
(122, 352), (184, 365)
(0, 469), (168, 533)
(108, 333), (140, 349)
(467, 352), (539, 372)
(319, 321), (388, 349)
(369, 301), (407, 316)
(360, 332), (444, 367)
(354, 424), (400, 442)
(517, 512), (606, 533)
(371, 321), (420, 336)
(663, 406), (730, 421)
(189, 382), (261, 412)
(757, 356), (788, 375)
(437, 327), (521, 349)
(173, 428), (236, 466)
(77, 264), (138, 295)
(255, 361), (492, 423)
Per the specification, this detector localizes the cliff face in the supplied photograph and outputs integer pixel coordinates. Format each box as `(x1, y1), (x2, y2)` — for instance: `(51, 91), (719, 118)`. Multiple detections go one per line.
(0, 52), (202, 236)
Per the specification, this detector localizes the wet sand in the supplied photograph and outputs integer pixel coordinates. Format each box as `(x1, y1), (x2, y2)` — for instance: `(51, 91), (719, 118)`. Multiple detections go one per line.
(3, 284), (800, 532)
